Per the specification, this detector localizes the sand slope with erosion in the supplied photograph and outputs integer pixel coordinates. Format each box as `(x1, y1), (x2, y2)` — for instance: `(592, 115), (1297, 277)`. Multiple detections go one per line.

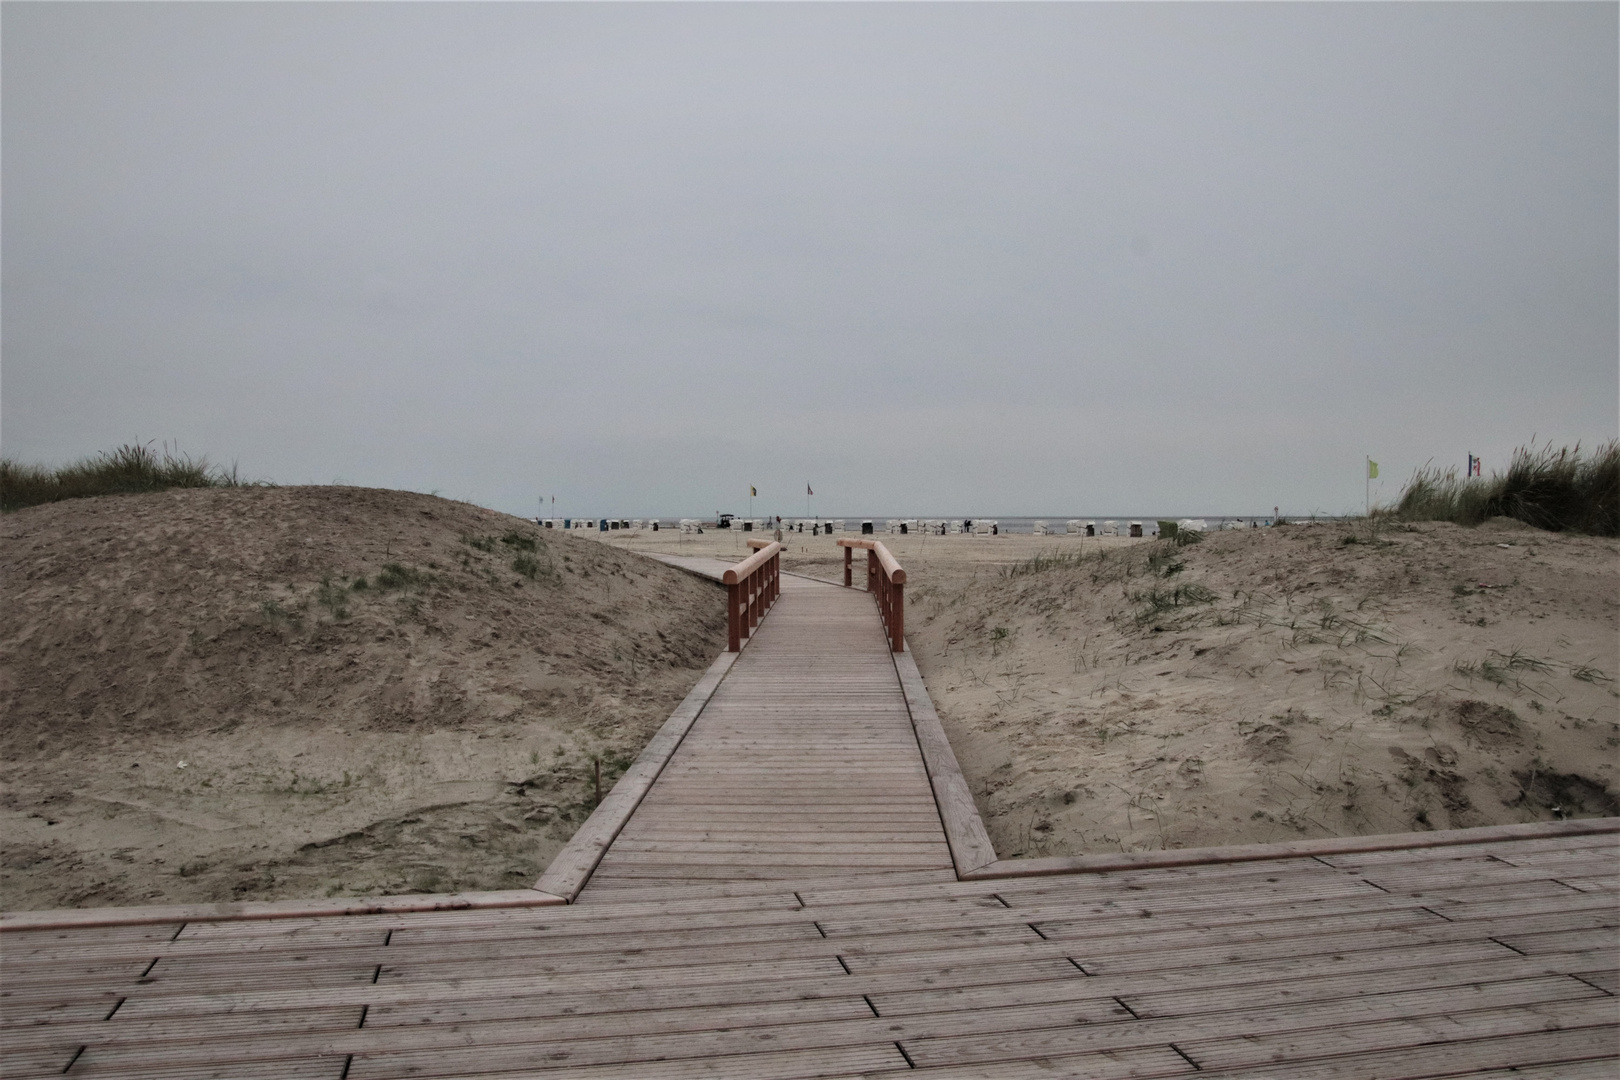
(905, 521), (1619, 857)
(1, 488), (723, 909)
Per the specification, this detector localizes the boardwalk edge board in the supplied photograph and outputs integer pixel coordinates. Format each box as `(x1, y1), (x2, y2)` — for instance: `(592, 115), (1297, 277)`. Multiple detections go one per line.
(891, 641), (999, 877)
(534, 648), (745, 902)
(634, 550), (729, 583)
(962, 816), (1620, 880)
(0, 888), (568, 933)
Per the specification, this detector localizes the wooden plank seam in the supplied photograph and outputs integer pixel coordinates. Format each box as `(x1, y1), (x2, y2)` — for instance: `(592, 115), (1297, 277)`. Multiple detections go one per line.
(0, 888), (570, 934)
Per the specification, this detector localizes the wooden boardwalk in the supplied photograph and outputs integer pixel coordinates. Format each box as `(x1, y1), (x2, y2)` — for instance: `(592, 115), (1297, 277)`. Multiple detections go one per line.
(3, 558), (1616, 1078)
(584, 575), (955, 893)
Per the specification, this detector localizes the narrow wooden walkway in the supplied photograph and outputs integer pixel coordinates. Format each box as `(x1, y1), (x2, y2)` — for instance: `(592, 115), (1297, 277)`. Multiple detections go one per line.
(584, 575), (954, 893)
(3, 551), (1616, 1078)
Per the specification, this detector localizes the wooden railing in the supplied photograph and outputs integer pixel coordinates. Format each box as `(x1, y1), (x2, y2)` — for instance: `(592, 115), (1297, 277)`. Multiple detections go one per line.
(723, 540), (782, 651)
(837, 538), (906, 652)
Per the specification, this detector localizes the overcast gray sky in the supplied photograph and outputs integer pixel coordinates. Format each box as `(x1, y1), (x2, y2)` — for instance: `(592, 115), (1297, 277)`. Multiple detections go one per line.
(4, 2), (1615, 520)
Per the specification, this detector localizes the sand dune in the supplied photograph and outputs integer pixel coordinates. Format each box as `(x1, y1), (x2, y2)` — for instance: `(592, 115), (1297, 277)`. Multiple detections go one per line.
(1, 487), (724, 909)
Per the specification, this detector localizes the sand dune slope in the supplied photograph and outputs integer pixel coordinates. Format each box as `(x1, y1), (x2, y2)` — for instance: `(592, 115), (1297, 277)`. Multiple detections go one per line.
(1, 487), (723, 909)
(901, 520), (1619, 857)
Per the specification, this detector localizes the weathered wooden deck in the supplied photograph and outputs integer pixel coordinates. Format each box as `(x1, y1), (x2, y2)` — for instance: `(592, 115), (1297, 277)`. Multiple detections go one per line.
(584, 575), (954, 893)
(3, 563), (1616, 1078)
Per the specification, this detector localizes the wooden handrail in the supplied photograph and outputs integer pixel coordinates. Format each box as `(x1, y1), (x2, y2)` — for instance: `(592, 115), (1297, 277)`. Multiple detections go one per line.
(723, 541), (781, 651)
(836, 538), (905, 583)
(836, 538), (905, 651)
(722, 541), (781, 584)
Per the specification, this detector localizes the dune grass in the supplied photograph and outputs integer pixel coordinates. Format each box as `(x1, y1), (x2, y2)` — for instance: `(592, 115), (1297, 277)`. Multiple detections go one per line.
(1, 443), (255, 512)
(1390, 441), (1618, 537)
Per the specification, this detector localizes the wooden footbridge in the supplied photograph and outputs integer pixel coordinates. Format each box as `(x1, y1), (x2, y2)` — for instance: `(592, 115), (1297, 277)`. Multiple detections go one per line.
(4, 541), (1617, 1078)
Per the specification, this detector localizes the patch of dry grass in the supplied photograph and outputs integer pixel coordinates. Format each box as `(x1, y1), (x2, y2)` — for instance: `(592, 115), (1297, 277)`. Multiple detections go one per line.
(1, 442), (257, 512)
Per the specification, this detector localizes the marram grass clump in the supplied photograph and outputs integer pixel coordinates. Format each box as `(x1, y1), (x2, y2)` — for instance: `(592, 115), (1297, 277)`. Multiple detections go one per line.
(1, 443), (254, 512)
(1391, 441), (1618, 537)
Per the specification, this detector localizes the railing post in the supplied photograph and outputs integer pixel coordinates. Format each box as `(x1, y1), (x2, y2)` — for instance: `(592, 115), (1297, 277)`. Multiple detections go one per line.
(844, 544), (852, 587)
(749, 569), (760, 632)
(882, 575), (892, 646)
(867, 549), (878, 593)
(892, 581), (904, 652)
(727, 581), (741, 651)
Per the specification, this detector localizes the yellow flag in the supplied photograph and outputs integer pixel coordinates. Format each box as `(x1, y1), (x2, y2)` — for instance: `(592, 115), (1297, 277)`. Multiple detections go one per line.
(1367, 460), (1379, 479)
(750, 486), (757, 497)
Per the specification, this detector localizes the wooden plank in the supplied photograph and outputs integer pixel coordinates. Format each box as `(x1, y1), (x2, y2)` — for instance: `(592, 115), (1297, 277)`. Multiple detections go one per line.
(1314, 833), (1620, 869)
(1496, 926), (1618, 956)
(0, 891), (564, 935)
(962, 817), (1620, 882)
(899, 988), (1613, 1070)
(367, 1042), (910, 1080)
(58, 996), (1132, 1071)
(0, 919), (832, 983)
(1177, 998), (1617, 1074)
(834, 921), (1565, 980)
(1120, 960), (1616, 1021)
(872, 950), (1605, 1021)
(95, 956), (1087, 1023)
(864, 1029), (1616, 1080)
(0, 1004), (366, 1052)
(1361, 862), (1619, 893)
(46, 1051), (349, 1078)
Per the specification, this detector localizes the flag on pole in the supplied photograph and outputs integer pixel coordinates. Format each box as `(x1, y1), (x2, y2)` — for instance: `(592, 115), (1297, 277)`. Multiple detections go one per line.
(1467, 455), (1481, 477)
(1367, 460), (1379, 479)
(806, 484), (813, 496)
(750, 486), (757, 497)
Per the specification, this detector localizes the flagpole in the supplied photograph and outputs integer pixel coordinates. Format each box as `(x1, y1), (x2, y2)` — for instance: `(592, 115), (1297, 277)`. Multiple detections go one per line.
(1365, 457), (1369, 517)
